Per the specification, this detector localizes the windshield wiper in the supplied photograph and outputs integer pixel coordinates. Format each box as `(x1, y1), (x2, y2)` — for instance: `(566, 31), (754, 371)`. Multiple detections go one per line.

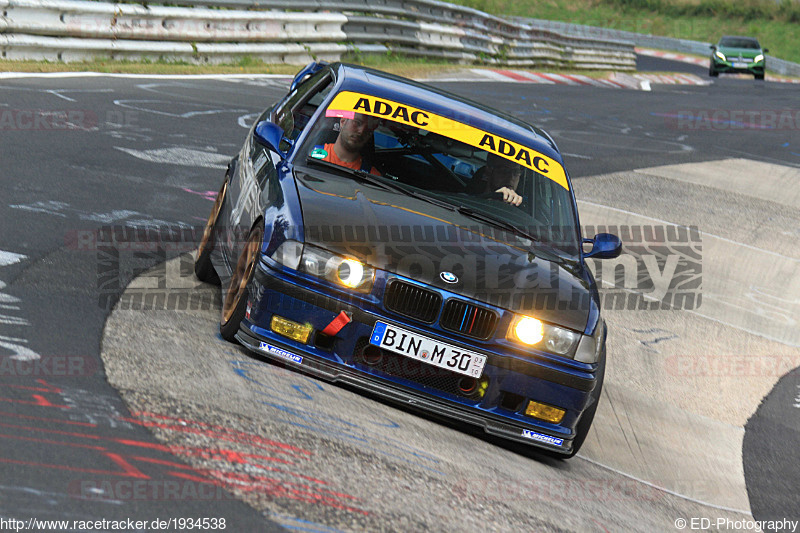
(305, 157), (396, 191)
(305, 157), (460, 211)
(455, 206), (540, 243)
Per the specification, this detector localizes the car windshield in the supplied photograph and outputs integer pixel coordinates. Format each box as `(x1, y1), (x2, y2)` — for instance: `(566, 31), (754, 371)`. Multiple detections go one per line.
(298, 92), (581, 258)
(719, 37), (760, 49)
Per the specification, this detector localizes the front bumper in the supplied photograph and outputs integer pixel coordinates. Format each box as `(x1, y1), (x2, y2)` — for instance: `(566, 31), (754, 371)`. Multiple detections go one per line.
(237, 259), (602, 455)
(712, 59), (764, 75)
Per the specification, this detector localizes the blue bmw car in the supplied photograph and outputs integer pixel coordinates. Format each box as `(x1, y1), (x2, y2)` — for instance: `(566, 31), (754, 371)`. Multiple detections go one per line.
(195, 62), (621, 458)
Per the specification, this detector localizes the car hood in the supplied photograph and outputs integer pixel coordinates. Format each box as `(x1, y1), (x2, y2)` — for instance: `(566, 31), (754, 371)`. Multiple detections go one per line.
(717, 47), (761, 58)
(294, 170), (592, 332)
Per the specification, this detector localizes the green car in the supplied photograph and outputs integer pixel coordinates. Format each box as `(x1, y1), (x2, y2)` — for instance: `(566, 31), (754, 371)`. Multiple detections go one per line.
(709, 36), (768, 79)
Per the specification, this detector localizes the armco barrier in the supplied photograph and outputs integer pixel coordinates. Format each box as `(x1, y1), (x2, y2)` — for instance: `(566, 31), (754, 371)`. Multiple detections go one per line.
(512, 16), (800, 78)
(0, 0), (637, 68)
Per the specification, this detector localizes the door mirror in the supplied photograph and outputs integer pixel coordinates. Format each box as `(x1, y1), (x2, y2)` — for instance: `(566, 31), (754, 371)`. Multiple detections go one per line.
(254, 121), (286, 156)
(583, 233), (622, 259)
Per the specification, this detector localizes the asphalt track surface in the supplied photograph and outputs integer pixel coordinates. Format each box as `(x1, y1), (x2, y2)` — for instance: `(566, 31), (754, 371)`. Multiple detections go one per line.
(0, 64), (798, 532)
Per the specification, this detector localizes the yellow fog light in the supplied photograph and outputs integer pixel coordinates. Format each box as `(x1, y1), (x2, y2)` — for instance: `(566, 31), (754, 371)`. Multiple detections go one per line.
(512, 316), (544, 345)
(524, 401), (565, 424)
(270, 315), (312, 344)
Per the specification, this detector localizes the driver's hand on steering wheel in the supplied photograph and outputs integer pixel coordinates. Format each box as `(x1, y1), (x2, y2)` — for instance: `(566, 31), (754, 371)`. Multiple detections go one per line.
(496, 186), (522, 206)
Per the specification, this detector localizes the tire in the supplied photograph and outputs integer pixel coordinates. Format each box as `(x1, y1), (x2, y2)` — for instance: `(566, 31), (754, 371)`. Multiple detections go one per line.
(755, 73), (765, 80)
(709, 64), (718, 77)
(194, 179), (228, 285)
(219, 223), (264, 343)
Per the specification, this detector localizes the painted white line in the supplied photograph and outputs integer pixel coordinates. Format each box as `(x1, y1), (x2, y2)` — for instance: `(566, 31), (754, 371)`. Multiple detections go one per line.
(577, 455), (752, 515)
(577, 199), (799, 263)
(563, 152), (593, 160)
(0, 251), (26, 268)
(468, 68), (513, 81)
(0, 72), (293, 80)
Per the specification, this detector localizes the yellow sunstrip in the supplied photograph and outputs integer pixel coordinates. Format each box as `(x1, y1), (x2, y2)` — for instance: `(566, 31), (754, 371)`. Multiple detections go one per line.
(327, 91), (569, 191)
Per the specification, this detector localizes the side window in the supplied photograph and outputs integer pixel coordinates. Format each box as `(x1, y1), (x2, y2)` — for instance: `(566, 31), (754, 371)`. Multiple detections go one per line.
(273, 70), (334, 150)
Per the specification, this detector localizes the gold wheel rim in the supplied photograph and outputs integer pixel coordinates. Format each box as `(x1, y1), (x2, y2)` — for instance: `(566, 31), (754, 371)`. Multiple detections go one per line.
(197, 180), (228, 259)
(221, 227), (262, 325)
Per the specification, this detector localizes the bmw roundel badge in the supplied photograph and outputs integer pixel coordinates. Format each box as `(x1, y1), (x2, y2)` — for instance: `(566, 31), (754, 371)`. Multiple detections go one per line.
(440, 271), (458, 284)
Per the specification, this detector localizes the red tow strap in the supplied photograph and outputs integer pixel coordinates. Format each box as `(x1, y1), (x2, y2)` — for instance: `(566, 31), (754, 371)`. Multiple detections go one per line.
(321, 311), (352, 336)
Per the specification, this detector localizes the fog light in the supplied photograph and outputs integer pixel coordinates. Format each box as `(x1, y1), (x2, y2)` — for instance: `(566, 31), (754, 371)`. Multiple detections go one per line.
(524, 401), (565, 424)
(270, 315), (312, 344)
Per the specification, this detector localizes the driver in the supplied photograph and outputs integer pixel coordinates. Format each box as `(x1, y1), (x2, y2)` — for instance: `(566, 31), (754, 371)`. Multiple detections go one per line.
(466, 153), (523, 206)
(322, 114), (381, 175)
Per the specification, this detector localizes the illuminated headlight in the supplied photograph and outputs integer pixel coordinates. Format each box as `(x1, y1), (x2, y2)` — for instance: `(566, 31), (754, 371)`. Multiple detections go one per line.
(301, 245), (374, 291)
(507, 315), (580, 357)
(270, 240), (374, 291)
(715, 51), (726, 61)
(754, 54), (764, 63)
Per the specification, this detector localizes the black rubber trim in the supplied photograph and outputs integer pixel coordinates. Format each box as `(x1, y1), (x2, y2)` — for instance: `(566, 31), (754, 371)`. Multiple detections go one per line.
(236, 326), (574, 455)
(255, 264), (597, 392)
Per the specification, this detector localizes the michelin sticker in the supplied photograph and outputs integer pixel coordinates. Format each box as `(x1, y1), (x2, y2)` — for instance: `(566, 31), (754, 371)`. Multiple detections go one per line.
(521, 429), (564, 446)
(259, 342), (303, 364)
(326, 91), (569, 191)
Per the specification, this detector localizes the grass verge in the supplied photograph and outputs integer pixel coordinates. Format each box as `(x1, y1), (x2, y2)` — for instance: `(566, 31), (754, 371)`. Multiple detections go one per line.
(449, 0), (800, 64)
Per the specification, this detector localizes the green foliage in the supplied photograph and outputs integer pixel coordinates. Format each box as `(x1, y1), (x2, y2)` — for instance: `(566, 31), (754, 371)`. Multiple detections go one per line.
(447, 0), (800, 63)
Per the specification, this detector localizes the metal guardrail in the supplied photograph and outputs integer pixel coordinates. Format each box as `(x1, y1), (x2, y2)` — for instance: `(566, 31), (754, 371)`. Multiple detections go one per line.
(0, 0), (637, 68)
(512, 16), (800, 77)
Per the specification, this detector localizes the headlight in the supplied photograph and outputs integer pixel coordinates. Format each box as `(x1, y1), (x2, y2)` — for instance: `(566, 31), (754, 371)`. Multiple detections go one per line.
(507, 315), (580, 357)
(754, 54), (764, 63)
(272, 241), (375, 291)
(715, 50), (726, 61)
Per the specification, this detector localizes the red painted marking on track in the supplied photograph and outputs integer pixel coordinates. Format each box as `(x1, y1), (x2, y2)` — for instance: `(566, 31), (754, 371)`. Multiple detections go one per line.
(492, 69), (532, 82)
(0, 410), (96, 427)
(0, 455), (148, 478)
(0, 431), (107, 450)
(533, 73), (568, 84)
(2, 379), (63, 393)
(0, 420), (102, 440)
(129, 411), (312, 458)
(561, 74), (592, 86)
(105, 453), (150, 479)
(0, 395), (70, 408)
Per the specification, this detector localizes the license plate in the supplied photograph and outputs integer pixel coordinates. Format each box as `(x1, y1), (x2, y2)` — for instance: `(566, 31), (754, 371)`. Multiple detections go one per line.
(370, 321), (486, 378)
(733, 62), (748, 68)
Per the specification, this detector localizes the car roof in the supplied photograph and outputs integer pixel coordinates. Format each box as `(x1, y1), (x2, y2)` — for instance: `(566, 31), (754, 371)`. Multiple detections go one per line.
(719, 35), (760, 45)
(329, 63), (563, 164)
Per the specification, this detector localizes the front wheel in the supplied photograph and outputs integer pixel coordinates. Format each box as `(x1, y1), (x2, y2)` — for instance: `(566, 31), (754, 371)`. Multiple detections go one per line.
(709, 65), (718, 77)
(194, 179), (228, 285)
(219, 223), (264, 343)
(755, 73), (765, 80)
